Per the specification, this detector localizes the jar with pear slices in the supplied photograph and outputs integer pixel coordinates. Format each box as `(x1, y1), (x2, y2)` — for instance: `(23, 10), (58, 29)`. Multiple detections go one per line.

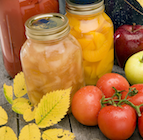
(20, 13), (85, 110)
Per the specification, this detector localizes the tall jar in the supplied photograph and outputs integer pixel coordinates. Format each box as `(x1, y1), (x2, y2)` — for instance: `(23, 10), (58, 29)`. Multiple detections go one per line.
(66, 0), (114, 85)
(20, 13), (85, 108)
(0, 0), (59, 78)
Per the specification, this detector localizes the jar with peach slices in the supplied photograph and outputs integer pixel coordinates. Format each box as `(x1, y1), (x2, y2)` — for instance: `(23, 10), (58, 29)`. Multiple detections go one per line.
(66, 0), (114, 85)
(20, 13), (85, 111)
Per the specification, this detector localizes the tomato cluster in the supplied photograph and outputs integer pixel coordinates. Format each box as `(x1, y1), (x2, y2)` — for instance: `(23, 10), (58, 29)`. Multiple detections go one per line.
(71, 73), (143, 140)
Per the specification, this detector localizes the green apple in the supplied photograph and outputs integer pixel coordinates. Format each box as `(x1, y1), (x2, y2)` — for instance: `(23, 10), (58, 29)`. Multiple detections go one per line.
(125, 51), (143, 85)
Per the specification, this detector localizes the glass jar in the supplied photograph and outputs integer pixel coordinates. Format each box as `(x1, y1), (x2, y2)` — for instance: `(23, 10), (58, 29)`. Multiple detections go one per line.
(66, 0), (114, 85)
(20, 13), (85, 107)
(0, 0), (59, 78)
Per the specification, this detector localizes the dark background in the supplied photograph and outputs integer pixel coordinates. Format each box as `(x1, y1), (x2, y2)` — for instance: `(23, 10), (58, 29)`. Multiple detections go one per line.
(104, 0), (143, 30)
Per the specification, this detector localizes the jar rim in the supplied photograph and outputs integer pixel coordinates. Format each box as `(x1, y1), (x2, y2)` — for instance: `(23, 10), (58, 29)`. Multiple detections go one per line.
(66, 0), (105, 15)
(25, 13), (70, 41)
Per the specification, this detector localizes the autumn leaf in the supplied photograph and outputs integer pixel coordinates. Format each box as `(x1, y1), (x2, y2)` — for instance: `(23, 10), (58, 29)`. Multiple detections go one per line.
(19, 123), (41, 140)
(12, 98), (31, 114)
(23, 106), (37, 122)
(2, 71), (76, 140)
(42, 128), (75, 140)
(3, 83), (13, 104)
(35, 87), (71, 128)
(0, 106), (8, 126)
(136, 0), (143, 7)
(0, 126), (17, 140)
(13, 72), (27, 98)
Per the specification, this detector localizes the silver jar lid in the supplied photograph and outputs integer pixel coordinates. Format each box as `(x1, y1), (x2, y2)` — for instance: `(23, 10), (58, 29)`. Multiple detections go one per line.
(25, 13), (70, 41)
(66, 0), (105, 15)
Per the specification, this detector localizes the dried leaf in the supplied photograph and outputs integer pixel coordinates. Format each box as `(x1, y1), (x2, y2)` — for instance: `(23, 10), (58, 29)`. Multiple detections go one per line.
(13, 72), (27, 98)
(42, 128), (75, 140)
(19, 123), (41, 140)
(0, 126), (17, 140)
(12, 98), (31, 114)
(3, 83), (13, 104)
(35, 87), (71, 128)
(0, 106), (8, 126)
(136, 0), (143, 7)
(23, 106), (37, 122)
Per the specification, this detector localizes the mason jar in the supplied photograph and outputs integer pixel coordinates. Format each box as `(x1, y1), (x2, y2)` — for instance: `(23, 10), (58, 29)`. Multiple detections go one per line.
(66, 0), (114, 85)
(20, 13), (85, 108)
(0, 0), (59, 78)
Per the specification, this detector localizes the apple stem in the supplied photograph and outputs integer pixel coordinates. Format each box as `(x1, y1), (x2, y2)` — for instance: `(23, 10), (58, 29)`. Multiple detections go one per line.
(133, 26), (143, 33)
(132, 23), (136, 32)
(132, 23), (143, 33)
(140, 56), (143, 63)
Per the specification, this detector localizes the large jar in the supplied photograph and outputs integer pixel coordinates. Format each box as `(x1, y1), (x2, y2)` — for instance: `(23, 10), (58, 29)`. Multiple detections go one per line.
(0, 0), (59, 78)
(66, 0), (114, 85)
(20, 13), (85, 107)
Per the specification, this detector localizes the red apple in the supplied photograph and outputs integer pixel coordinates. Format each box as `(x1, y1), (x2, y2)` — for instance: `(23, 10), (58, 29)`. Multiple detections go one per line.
(114, 24), (143, 68)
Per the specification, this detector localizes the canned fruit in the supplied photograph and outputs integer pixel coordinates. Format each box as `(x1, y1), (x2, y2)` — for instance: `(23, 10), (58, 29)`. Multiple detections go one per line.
(66, 12), (114, 85)
(21, 34), (85, 105)
(85, 32), (106, 49)
(77, 38), (91, 50)
(82, 42), (111, 62)
(96, 49), (114, 78)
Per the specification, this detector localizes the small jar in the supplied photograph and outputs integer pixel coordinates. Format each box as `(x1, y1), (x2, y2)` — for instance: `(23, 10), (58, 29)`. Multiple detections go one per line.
(20, 13), (85, 107)
(66, 0), (114, 85)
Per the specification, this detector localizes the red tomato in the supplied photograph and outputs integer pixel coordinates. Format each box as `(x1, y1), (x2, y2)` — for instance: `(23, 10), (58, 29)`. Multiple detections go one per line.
(138, 112), (143, 138)
(96, 73), (130, 98)
(122, 84), (143, 112)
(98, 104), (137, 140)
(71, 86), (103, 126)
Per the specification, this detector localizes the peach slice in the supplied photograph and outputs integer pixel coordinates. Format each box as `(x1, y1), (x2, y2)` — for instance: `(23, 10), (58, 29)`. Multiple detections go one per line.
(96, 49), (114, 77)
(83, 60), (92, 77)
(85, 77), (99, 85)
(84, 31), (106, 50)
(66, 14), (80, 28)
(82, 40), (111, 62)
(98, 62), (114, 79)
(90, 62), (99, 79)
(77, 38), (92, 50)
(70, 29), (82, 39)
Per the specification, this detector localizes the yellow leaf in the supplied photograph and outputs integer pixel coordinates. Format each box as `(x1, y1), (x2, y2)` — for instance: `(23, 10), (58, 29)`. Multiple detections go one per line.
(12, 98), (31, 114)
(0, 106), (8, 126)
(3, 83), (13, 104)
(23, 106), (37, 122)
(0, 126), (17, 140)
(136, 0), (143, 7)
(35, 87), (71, 128)
(19, 123), (41, 140)
(13, 72), (27, 97)
(42, 128), (75, 140)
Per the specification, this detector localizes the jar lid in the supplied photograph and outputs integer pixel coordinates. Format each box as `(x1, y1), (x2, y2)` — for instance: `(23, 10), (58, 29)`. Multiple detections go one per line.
(25, 13), (70, 41)
(66, 0), (105, 15)
(70, 0), (99, 4)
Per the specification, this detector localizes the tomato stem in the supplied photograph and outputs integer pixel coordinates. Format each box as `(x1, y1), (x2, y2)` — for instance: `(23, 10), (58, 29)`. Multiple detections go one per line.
(112, 87), (125, 100)
(100, 87), (142, 116)
(124, 87), (138, 99)
(127, 101), (141, 116)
